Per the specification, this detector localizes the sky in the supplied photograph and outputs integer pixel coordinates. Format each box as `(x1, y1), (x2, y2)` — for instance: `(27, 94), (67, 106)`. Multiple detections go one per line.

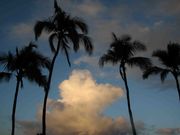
(0, 0), (180, 135)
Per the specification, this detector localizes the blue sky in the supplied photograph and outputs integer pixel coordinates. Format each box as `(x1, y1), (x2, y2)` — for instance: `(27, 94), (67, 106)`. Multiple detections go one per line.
(0, 0), (180, 135)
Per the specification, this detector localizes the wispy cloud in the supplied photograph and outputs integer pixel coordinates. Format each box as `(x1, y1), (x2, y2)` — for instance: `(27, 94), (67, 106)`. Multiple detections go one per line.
(74, 56), (99, 67)
(9, 23), (34, 41)
(77, 0), (105, 16)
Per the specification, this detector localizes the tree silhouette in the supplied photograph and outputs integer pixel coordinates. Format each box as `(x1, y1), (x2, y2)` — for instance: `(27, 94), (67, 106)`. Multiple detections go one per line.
(34, 0), (93, 134)
(143, 42), (180, 101)
(99, 33), (151, 135)
(0, 43), (50, 135)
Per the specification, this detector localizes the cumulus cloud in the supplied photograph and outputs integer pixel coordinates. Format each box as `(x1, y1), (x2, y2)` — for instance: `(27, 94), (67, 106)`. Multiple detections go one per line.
(59, 70), (122, 110)
(18, 69), (146, 135)
(157, 128), (180, 135)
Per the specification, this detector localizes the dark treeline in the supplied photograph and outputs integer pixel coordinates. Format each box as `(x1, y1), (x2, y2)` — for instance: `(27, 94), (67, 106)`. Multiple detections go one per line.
(0, 0), (180, 135)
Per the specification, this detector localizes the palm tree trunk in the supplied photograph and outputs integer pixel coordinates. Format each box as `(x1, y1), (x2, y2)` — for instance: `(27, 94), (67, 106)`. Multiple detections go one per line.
(174, 74), (180, 101)
(122, 66), (137, 135)
(42, 41), (61, 135)
(11, 77), (21, 135)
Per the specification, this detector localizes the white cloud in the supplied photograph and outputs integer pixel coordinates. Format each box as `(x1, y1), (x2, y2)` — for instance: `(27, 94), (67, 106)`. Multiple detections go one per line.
(19, 69), (137, 135)
(58, 69), (123, 113)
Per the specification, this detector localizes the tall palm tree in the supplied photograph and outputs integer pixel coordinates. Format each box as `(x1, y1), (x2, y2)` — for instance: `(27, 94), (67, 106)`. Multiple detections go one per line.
(0, 43), (50, 135)
(99, 33), (151, 135)
(34, 1), (93, 135)
(143, 42), (180, 101)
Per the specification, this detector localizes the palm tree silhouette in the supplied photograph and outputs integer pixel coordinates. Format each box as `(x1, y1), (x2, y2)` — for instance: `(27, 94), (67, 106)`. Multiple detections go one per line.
(99, 33), (151, 135)
(0, 43), (50, 135)
(34, 1), (93, 134)
(143, 42), (180, 101)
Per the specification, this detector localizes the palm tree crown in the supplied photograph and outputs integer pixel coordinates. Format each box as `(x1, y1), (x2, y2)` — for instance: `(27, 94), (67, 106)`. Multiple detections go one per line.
(99, 33), (151, 135)
(34, 0), (93, 66)
(99, 33), (151, 70)
(0, 43), (50, 87)
(143, 42), (180, 101)
(0, 43), (50, 135)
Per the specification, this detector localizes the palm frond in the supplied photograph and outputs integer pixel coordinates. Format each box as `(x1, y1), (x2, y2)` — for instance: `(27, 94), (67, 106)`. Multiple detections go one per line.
(110, 40), (130, 60)
(54, 0), (58, 9)
(153, 43), (180, 70)
(54, 0), (62, 13)
(160, 69), (170, 82)
(99, 55), (107, 67)
(0, 53), (10, 65)
(16, 47), (19, 57)
(167, 42), (180, 67)
(132, 40), (146, 51)
(0, 72), (12, 82)
(112, 33), (118, 41)
(79, 34), (93, 55)
(61, 40), (71, 67)
(19, 42), (37, 55)
(110, 34), (146, 59)
(0, 52), (13, 64)
(63, 26), (80, 52)
(34, 21), (55, 40)
(24, 67), (47, 88)
(31, 51), (51, 70)
(99, 50), (118, 67)
(110, 39), (120, 48)
(143, 66), (164, 79)
(152, 50), (168, 65)
(127, 57), (152, 70)
(167, 42), (180, 56)
(72, 17), (88, 34)
(0, 51), (16, 71)
(20, 78), (24, 88)
(18, 43), (51, 70)
(49, 33), (58, 52)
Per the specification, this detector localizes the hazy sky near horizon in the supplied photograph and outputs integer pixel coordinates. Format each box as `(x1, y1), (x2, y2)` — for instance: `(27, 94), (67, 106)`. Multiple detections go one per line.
(0, 0), (180, 135)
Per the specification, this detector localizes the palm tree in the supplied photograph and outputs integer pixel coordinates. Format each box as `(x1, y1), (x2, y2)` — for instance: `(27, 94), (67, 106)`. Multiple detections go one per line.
(0, 43), (50, 135)
(143, 42), (180, 101)
(34, 1), (93, 134)
(99, 33), (151, 135)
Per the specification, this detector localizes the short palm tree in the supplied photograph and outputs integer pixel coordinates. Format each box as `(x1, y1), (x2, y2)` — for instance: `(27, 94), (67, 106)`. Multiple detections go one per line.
(34, 0), (93, 135)
(0, 43), (50, 135)
(99, 33), (151, 135)
(143, 42), (180, 101)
